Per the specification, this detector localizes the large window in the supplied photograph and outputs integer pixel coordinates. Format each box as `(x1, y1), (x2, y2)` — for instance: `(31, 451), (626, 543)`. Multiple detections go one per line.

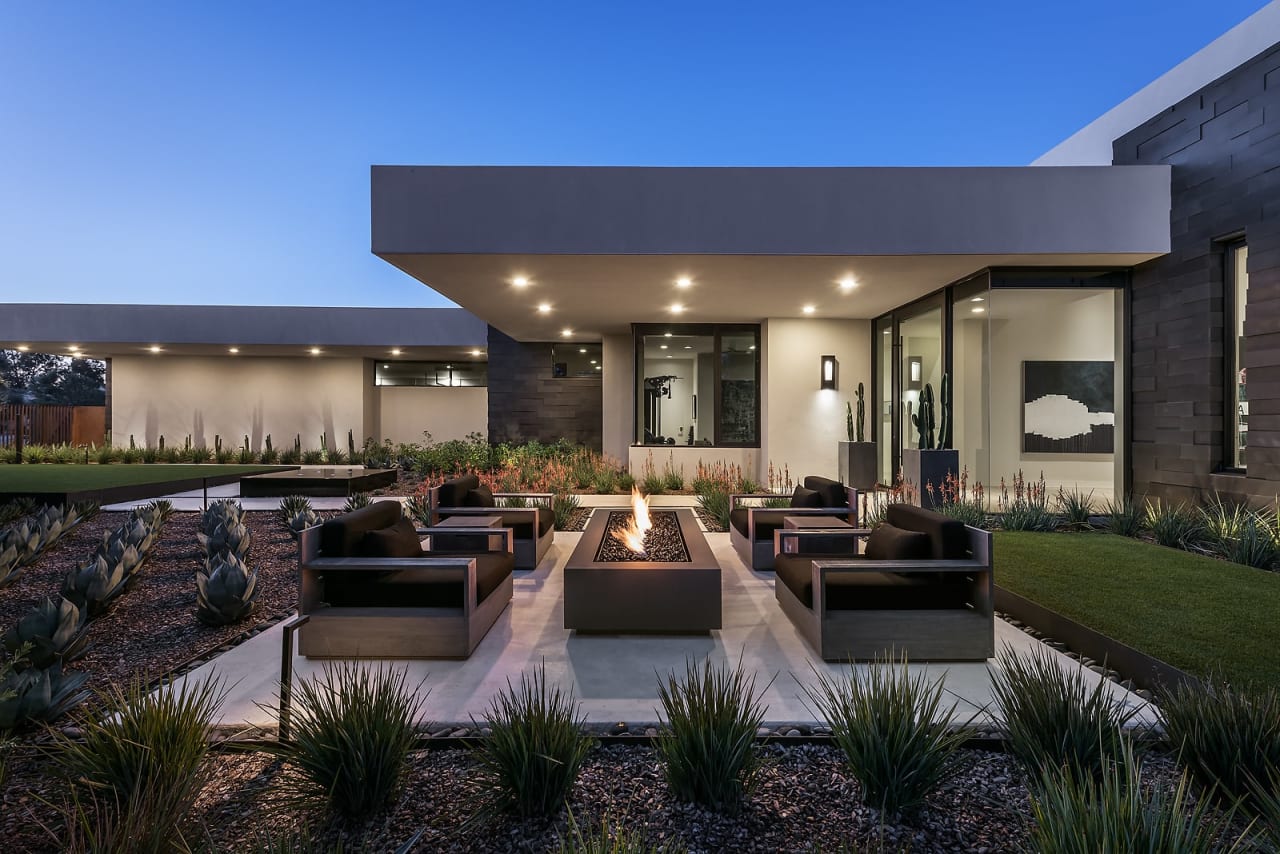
(1228, 241), (1249, 470)
(375, 361), (487, 387)
(551, 343), (602, 378)
(634, 324), (759, 447)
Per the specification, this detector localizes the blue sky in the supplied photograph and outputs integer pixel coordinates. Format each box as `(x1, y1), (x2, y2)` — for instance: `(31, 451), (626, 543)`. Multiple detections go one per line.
(0, 1), (1268, 308)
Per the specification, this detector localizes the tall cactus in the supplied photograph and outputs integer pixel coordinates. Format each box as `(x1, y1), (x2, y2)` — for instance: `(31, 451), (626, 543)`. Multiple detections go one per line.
(855, 382), (866, 443)
(938, 372), (952, 450)
(348, 429), (356, 458)
(912, 383), (936, 449)
(845, 402), (855, 442)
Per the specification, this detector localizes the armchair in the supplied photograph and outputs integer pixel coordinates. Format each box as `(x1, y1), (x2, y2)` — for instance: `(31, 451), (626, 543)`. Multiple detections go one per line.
(429, 473), (555, 569)
(729, 475), (857, 570)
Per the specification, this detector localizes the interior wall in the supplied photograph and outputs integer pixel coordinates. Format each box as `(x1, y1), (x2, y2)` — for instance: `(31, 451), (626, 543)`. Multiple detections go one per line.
(763, 318), (871, 483)
(601, 333), (632, 463)
(110, 355), (367, 451)
(377, 386), (487, 445)
(644, 356), (695, 443)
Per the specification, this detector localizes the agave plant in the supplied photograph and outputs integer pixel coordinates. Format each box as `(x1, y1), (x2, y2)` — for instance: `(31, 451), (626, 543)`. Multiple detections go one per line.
(201, 499), (244, 535)
(2, 597), (89, 670)
(343, 492), (372, 513)
(0, 542), (28, 590)
(93, 534), (144, 581)
(196, 552), (258, 626)
(0, 521), (42, 567)
(198, 520), (252, 561)
(0, 665), (91, 729)
(288, 508), (320, 540)
(62, 555), (130, 618)
(404, 494), (432, 527)
(277, 495), (314, 529)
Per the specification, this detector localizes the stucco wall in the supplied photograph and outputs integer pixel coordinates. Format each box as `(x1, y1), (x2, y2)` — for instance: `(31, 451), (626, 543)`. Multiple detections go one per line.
(378, 386), (487, 445)
(763, 318), (871, 483)
(601, 333), (632, 462)
(111, 356), (367, 450)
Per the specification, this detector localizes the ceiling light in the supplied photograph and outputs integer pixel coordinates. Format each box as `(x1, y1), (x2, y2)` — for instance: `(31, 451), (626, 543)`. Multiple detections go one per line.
(839, 277), (857, 291)
(17, 345), (30, 352)
(589, 359), (597, 364)
(883, 329), (890, 335)
(148, 345), (161, 353)
(595, 365), (601, 370)
(802, 305), (816, 315)
(561, 328), (572, 337)
(229, 347), (240, 354)
(579, 348), (587, 353)
(391, 348), (402, 356)
(309, 347), (321, 355)
(676, 276), (692, 288)
(748, 345), (756, 350)
(383, 364), (389, 369)
(68, 345), (79, 352)
(970, 296), (985, 302)
(471, 349), (482, 356)
(663, 332), (672, 338)
(667, 355), (672, 359)
(537, 303), (551, 314)
(670, 303), (684, 314)
(971, 306), (985, 314)
(660, 345), (668, 350)
(512, 275), (529, 288)
(684, 345), (692, 349)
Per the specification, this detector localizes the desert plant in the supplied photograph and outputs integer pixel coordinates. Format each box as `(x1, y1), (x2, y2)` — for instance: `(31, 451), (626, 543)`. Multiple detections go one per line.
(2, 596), (89, 670)
(696, 488), (732, 532)
(591, 469), (618, 495)
(1157, 676), (1280, 811)
(277, 495), (313, 527)
(1055, 487), (1095, 531)
(1200, 497), (1279, 568)
(301, 449), (325, 465)
(269, 662), (425, 820)
(655, 657), (770, 815)
(802, 656), (969, 816)
(1103, 493), (1145, 537)
(989, 644), (1139, 781)
(1247, 768), (1280, 847)
(1026, 746), (1247, 854)
(199, 520), (252, 561)
(51, 674), (224, 852)
(639, 452), (665, 495)
(552, 491), (581, 530)
(472, 663), (592, 819)
(1000, 498), (1057, 532)
(404, 494), (432, 527)
(0, 664), (90, 729)
(196, 552), (259, 625)
(61, 554), (130, 618)
(288, 508), (320, 540)
(1146, 499), (1204, 551)
(557, 812), (676, 854)
(343, 492), (372, 513)
(662, 455), (684, 491)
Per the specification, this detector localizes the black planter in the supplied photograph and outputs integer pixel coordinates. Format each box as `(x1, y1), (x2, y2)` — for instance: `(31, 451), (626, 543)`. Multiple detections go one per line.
(837, 441), (878, 491)
(902, 448), (959, 510)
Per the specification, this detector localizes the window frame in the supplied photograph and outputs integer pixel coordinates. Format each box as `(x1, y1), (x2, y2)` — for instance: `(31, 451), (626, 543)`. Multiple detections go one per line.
(1223, 239), (1249, 473)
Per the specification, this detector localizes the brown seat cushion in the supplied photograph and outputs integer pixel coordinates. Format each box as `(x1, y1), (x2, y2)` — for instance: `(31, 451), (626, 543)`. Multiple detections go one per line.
(320, 500), (403, 557)
(775, 554), (971, 610)
(729, 508), (788, 542)
(323, 551), (515, 608)
(436, 474), (480, 508)
(790, 486), (823, 508)
(804, 476), (848, 508)
(864, 523), (932, 561)
(465, 485), (496, 508)
(358, 517), (424, 558)
(886, 504), (969, 559)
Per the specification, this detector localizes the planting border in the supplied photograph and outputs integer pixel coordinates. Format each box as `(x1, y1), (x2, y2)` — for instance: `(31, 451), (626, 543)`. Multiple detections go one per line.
(0, 466), (298, 505)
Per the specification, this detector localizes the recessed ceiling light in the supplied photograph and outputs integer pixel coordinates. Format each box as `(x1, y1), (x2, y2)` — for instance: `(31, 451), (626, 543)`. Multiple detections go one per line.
(971, 306), (985, 314)
(663, 332), (672, 338)
(537, 303), (551, 314)
(684, 345), (692, 349)
(471, 349), (482, 356)
(512, 275), (529, 288)
(589, 359), (597, 364)
(595, 365), (601, 370)
(748, 345), (756, 350)
(383, 364), (389, 369)
(391, 348), (402, 356)
(802, 305), (816, 315)
(148, 345), (161, 353)
(446, 364), (452, 369)
(660, 345), (668, 350)
(309, 347), (321, 355)
(68, 345), (79, 351)
(579, 348), (587, 353)
(670, 303), (684, 314)
(676, 276), (692, 288)
(667, 355), (672, 359)
(229, 347), (240, 354)
(882, 329), (890, 335)
(970, 296), (985, 302)
(561, 328), (572, 337)
(17, 345), (29, 352)
(839, 277), (857, 291)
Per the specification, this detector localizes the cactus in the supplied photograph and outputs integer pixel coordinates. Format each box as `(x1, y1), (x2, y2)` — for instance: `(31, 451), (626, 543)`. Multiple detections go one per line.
(912, 383), (936, 450)
(244, 434), (250, 452)
(265, 434), (273, 453)
(159, 434), (165, 452)
(129, 434), (136, 450)
(215, 434), (222, 455)
(3, 596), (89, 670)
(937, 372), (952, 450)
(196, 552), (258, 626)
(348, 429), (356, 459)
(185, 434), (192, 452)
(845, 402), (855, 442)
(0, 665), (90, 729)
(855, 382), (866, 443)
(294, 434), (301, 455)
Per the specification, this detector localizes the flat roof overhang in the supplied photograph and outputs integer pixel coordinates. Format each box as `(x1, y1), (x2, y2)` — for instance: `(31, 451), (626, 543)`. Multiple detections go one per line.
(0, 304), (488, 359)
(372, 165), (1171, 339)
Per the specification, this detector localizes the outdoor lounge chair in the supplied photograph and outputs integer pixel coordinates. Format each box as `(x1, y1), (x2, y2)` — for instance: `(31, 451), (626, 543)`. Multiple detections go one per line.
(729, 475), (857, 570)
(773, 503), (993, 661)
(296, 499), (515, 658)
(429, 473), (555, 569)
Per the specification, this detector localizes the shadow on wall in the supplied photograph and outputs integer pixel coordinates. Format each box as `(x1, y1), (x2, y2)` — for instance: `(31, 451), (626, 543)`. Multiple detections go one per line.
(251, 401), (264, 453)
(144, 404), (159, 449)
(193, 410), (205, 450)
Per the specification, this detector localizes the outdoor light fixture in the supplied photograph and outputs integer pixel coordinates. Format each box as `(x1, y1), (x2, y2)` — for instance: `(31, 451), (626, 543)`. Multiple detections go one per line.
(908, 356), (923, 391)
(537, 303), (551, 313)
(676, 276), (692, 288)
(512, 276), (529, 288)
(670, 303), (684, 314)
(684, 345), (692, 349)
(820, 355), (838, 390)
(802, 305), (816, 315)
(839, 277), (856, 291)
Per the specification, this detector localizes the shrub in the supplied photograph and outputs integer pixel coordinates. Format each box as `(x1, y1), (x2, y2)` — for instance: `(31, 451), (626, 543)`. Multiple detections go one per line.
(271, 662), (425, 820)
(557, 813), (675, 853)
(300, 449), (325, 465)
(662, 455), (684, 491)
(655, 658), (770, 815)
(591, 469), (617, 495)
(553, 492), (581, 530)
(404, 494), (431, 527)
(617, 472), (636, 492)
(1199, 498), (1279, 569)
(802, 657), (968, 817)
(1145, 499), (1204, 551)
(1248, 768), (1280, 848)
(1055, 487), (1095, 531)
(1103, 493), (1145, 537)
(696, 488), (731, 532)
(473, 663), (592, 819)
(989, 644), (1138, 781)
(1000, 500), (1057, 532)
(276, 495), (313, 529)
(342, 492), (372, 513)
(936, 498), (986, 529)
(51, 674), (224, 852)
(1026, 746), (1246, 854)
(1157, 677), (1280, 811)
(94, 444), (113, 465)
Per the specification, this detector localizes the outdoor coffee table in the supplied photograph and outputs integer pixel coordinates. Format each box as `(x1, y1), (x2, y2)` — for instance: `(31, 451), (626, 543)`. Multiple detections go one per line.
(781, 515), (860, 555)
(430, 514), (503, 550)
(563, 507), (721, 633)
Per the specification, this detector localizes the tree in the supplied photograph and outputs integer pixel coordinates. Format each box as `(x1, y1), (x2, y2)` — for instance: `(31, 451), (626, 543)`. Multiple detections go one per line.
(0, 350), (105, 405)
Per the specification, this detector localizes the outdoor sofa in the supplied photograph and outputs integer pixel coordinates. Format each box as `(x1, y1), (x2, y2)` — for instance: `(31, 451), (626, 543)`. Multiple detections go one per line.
(296, 499), (515, 658)
(773, 503), (993, 661)
(729, 475), (858, 570)
(429, 473), (555, 569)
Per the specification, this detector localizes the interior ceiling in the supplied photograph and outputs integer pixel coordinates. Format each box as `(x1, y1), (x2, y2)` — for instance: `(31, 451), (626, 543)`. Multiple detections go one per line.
(382, 252), (1158, 341)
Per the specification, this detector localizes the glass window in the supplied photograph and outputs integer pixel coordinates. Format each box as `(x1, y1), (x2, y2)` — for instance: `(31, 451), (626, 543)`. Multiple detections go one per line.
(951, 277), (990, 491)
(634, 324), (759, 446)
(1229, 242), (1249, 470)
(375, 361), (487, 387)
(552, 343), (602, 378)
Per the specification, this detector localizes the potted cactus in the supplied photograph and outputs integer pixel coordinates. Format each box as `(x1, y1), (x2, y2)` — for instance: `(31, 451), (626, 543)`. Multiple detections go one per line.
(901, 373), (959, 510)
(837, 382), (878, 490)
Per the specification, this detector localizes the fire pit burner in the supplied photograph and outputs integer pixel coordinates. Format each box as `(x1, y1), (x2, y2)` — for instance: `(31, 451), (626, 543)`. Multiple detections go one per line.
(594, 510), (690, 563)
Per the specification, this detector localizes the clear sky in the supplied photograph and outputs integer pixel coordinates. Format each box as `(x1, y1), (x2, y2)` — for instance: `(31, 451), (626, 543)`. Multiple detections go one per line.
(0, 1), (1269, 308)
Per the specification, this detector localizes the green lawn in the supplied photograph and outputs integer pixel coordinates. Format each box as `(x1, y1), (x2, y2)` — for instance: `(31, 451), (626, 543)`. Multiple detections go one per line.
(0, 464), (290, 493)
(995, 531), (1280, 686)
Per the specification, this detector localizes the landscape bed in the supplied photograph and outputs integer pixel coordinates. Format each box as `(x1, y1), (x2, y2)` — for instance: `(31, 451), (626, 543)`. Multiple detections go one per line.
(0, 464), (295, 504)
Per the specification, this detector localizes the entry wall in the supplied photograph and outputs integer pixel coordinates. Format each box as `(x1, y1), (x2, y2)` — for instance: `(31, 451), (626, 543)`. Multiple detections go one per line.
(763, 318), (871, 484)
(378, 386), (487, 445)
(111, 356), (367, 450)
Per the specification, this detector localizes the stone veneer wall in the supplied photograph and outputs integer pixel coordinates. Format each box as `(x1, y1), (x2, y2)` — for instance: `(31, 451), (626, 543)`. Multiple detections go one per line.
(1114, 41), (1280, 504)
(486, 326), (602, 450)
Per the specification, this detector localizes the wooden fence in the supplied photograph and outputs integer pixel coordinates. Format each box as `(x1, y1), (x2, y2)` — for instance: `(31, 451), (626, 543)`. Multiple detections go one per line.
(0, 404), (106, 448)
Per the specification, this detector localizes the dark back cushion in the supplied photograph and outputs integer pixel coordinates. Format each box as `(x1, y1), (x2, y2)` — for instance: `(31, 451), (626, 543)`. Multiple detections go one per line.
(358, 517), (424, 558)
(886, 504), (969, 559)
(320, 500), (402, 557)
(863, 523), (932, 561)
(790, 485), (823, 508)
(804, 476), (847, 508)
(465, 484), (496, 507)
(436, 474), (480, 508)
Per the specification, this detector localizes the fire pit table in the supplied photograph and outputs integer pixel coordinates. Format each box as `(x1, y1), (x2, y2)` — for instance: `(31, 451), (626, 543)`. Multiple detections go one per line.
(564, 507), (721, 633)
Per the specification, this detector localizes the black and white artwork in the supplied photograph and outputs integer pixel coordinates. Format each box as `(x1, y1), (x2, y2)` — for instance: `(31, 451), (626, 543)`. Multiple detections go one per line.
(1023, 361), (1115, 454)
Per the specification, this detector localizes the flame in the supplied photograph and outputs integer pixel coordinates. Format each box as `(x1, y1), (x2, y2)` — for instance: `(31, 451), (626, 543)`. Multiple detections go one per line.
(613, 487), (652, 554)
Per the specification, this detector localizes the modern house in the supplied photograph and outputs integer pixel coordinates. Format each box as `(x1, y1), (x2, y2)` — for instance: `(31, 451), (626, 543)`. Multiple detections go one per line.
(4, 2), (1280, 503)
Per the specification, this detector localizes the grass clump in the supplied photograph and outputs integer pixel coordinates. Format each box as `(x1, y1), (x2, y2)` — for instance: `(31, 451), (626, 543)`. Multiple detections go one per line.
(271, 662), (425, 820)
(50, 674), (224, 853)
(695, 488), (731, 532)
(1026, 746), (1248, 854)
(1146, 499), (1204, 551)
(1157, 677), (1280, 812)
(1054, 487), (1094, 531)
(472, 663), (593, 819)
(557, 812), (679, 853)
(553, 491), (581, 530)
(655, 657), (771, 815)
(990, 644), (1138, 781)
(1103, 494), (1145, 537)
(802, 657), (969, 817)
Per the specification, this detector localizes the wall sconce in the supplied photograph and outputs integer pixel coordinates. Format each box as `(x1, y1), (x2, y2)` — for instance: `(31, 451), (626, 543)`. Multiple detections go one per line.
(820, 355), (838, 390)
(907, 356), (923, 391)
